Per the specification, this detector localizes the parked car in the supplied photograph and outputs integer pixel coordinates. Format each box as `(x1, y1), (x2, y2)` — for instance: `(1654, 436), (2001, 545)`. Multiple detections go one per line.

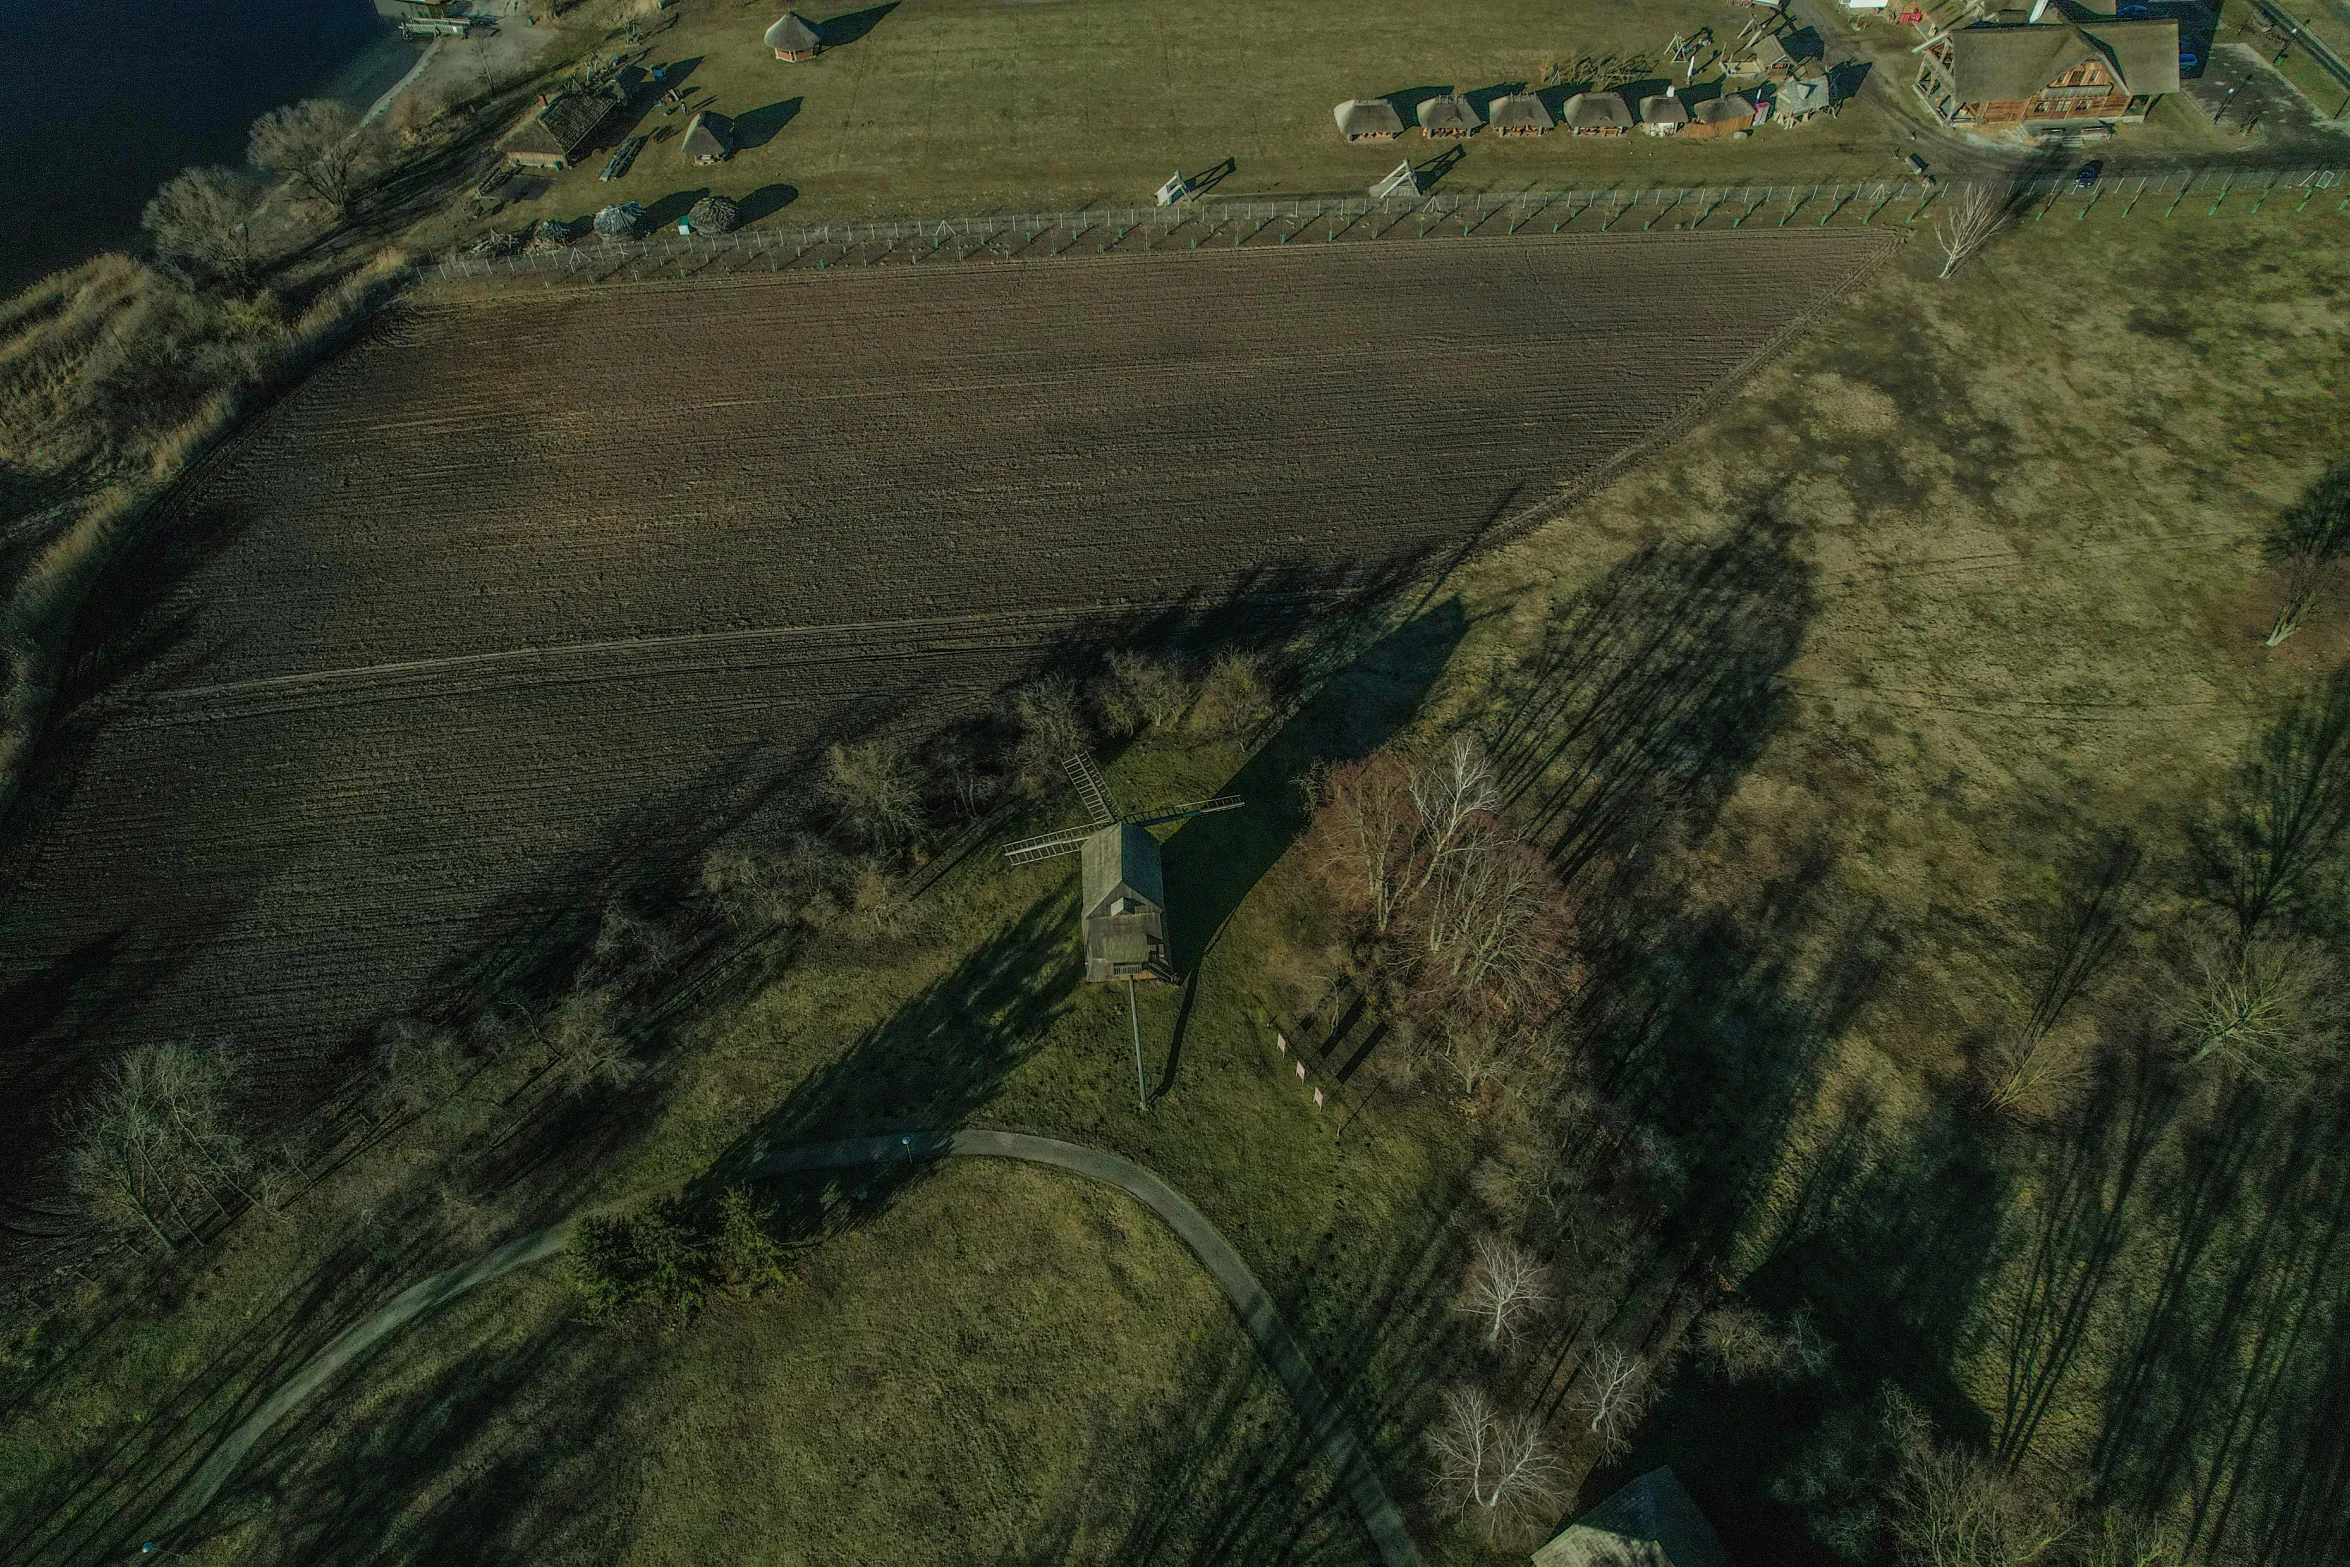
(1906, 152), (1935, 185)
(2075, 160), (2103, 190)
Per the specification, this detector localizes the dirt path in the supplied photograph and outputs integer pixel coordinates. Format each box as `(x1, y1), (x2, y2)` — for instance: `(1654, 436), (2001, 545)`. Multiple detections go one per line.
(149, 1131), (1422, 1567)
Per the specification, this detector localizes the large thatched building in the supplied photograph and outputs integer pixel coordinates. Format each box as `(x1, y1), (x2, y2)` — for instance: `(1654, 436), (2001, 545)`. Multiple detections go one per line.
(504, 86), (624, 170)
(1684, 93), (1758, 138)
(765, 10), (823, 60)
(1081, 825), (1172, 983)
(1333, 97), (1406, 141)
(1913, 18), (2179, 127)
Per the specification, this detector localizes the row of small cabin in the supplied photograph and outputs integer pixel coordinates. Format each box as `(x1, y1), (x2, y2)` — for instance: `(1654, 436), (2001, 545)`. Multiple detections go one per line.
(1334, 82), (1831, 142)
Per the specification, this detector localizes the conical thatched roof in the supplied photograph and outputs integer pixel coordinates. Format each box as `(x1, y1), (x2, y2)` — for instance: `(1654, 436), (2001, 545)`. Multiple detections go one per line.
(1561, 90), (1635, 130)
(593, 201), (644, 241)
(1694, 93), (1756, 125)
(1415, 93), (1480, 133)
(1640, 94), (1690, 126)
(687, 194), (740, 234)
(1485, 93), (1554, 132)
(765, 11), (822, 53)
(682, 109), (734, 163)
(1332, 98), (1406, 139)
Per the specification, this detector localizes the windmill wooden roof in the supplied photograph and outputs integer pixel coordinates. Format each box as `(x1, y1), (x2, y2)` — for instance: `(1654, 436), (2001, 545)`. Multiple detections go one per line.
(1640, 94), (1690, 126)
(1561, 91), (1635, 130)
(1485, 93), (1554, 132)
(1532, 1469), (1731, 1567)
(1333, 97), (1406, 138)
(1416, 93), (1480, 133)
(681, 109), (733, 162)
(765, 11), (822, 53)
(1081, 824), (1169, 982)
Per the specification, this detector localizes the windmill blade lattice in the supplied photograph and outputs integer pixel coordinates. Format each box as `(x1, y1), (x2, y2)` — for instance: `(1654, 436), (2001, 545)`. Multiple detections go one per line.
(1066, 752), (1119, 827)
(1127, 795), (1245, 829)
(1003, 825), (1095, 864)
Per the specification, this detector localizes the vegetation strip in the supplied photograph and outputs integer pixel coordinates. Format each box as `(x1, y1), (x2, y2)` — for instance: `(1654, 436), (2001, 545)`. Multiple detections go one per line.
(143, 1134), (1420, 1565)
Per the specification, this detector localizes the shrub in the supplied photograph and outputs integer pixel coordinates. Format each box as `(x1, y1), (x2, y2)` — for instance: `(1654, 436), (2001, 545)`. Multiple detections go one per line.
(705, 1187), (794, 1300)
(1189, 650), (1277, 741)
(821, 737), (925, 848)
(1095, 649), (1196, 736)
(568, 1202), (706, 1325)
(1008, 676), (1089, 791)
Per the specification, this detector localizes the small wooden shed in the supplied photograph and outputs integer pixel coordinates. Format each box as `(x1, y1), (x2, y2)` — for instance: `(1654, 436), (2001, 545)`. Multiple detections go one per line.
(1333, 98), (1406, 142)
(1485, 93), (1554, 135)
(765, 10), (823, 60)
(1560, 91), (1635, 135)
(681, 109), (734, 163)
(1416, 93), (1480, 137)
(1723, 30), (1793, 77)
(504, 86), (623, 170)
(1640, 93), (1690, 135)
(1082, 824), (1172, 983)
(1684, 93), (1757, 138)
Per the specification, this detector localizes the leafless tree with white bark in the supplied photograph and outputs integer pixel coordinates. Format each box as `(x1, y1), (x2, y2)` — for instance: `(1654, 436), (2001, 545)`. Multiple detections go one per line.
(1576, 1342), (1656, 1459)
(1428, 1385), (1569, 1544)
(1457, 1233), (1552, 1348)
(65, 1041), (256, 1253)
(1934, 184), (2008, 280)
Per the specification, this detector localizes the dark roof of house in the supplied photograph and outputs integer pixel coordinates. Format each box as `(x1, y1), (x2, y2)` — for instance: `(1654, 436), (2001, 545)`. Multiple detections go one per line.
(1693, 93), (1756, 124)
(682, 109), (733, 160)
(765, 10), (822, 51)
(1416, 93), (1480, 131)
(1562, 90), (1636, 128)
(510, 86), (620, 159)
(1532, 1469), (1732, 1567)
(2084, 18), (2181, 94)
(1640, 93), (1690, 125)
(1486, 92), (1555, 130)
(1081, 824), (1164, 921)
(1333, 97), (1406, 136)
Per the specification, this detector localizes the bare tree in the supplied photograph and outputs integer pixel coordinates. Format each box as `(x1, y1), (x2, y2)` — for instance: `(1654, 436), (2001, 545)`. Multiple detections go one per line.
(1884, 1396), (2068, 1567)
(1458, 1233), (1552, 1348)
(1008, 676), (1090, 792)
(542, 991), (639, 1094)
(2173, 933), (2328, 1079)
(2263, 462), (2350, 646)
(1934, 184), (2008, 280)
(1576, 1342), (1655, 1458)
(1189, 649), (1276, 740)
(1317, 751), (1419, 933)
(2198, 668), (2350, 940)
(821, 737), (926, 849)
(1405, 734), (1502, 904)
(249, 99), (377, 216)
(1428, 1385), (1569, 1544)
(65, 1041), (255, 1252)
(1696, 1301), (1790, 1382)
(1097, 649), (1196, 735)
(142, 167), (262, 287)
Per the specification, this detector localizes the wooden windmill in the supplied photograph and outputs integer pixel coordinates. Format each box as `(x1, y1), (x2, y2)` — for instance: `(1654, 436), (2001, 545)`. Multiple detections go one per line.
(1005, 753), (1243, 1106)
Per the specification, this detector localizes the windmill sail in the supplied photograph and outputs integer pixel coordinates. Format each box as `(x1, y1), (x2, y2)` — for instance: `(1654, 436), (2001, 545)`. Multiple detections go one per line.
(1128, 795), (1245, 829)
(1066, 752), (1118, 827)
(1003, 825), (1095, 864)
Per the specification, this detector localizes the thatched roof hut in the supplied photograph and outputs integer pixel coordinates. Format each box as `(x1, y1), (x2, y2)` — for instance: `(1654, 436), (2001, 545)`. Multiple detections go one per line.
(1485, 93), (1554, 135)
(1685, 93), (1757, 137)
(1416, 93), (1480, 137)
(686, 194), (740, 234)
(504, 86), (622, 170)
(1640, 93), (1689, 134)
(681, 109), (734, 164)
(1561, 91), (1635, 135)
(765, 10), (822, 59)
(1333, 98), (1406, 141)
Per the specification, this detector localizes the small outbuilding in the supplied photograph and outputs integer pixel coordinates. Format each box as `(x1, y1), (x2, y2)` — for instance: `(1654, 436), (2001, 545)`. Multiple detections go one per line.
(1774, 74), (1834, 123)
(1082, 824), (1172, 984)
(765, 10), (823, 60)
(1639, 93), (1690, 135)
(1685, 93), (1758, 137)
(1532, 1468), (1730, 1567)
(1485, 93), (1554, 135)
(504, 86), (624, 170)
(681, 109), (734, 163)
(1416, 93), (1480, 137)
(1561, 90), (1635, 135)
(1723, 30), (1794, 77)
(1333, 97), (1406, 141)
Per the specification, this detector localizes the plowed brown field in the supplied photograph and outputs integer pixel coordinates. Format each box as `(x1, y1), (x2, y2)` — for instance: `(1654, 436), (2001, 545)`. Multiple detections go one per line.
(0, 232), (1895, 1211)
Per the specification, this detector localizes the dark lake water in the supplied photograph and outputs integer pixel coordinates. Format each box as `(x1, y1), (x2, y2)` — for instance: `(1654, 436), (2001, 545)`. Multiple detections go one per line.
(0, 0), (418, 296)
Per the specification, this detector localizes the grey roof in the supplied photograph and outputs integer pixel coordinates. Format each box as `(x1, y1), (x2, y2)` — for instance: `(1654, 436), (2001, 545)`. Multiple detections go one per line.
(681, 109), (733, 161)
(1485, 92), (1555, 131)
(2084, 18), (2181, 94)
(1333, 97), (1406, 137)
(1562, 91), (1635, 129)
(1776, 75), (1832, 112)
(1693, 93), (1756, 124)
(1081, 824), (1164, 921)
(1416, 93), (1480, 132)
(1532, 1469), (1731, 1567)
(1640, 94), (1690, 125)
(765, 10), (822, 51)
(1944, 23), (2102, 99)
(1737, 31), (1792, 68)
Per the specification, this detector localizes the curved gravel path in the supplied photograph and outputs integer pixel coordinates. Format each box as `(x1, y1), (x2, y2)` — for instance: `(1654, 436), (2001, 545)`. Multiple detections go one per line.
(151, 1130), (1421, 1567)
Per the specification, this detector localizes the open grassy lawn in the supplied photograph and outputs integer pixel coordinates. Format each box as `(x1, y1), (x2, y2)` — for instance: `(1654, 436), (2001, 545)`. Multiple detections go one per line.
(486, 0), (1928, 240)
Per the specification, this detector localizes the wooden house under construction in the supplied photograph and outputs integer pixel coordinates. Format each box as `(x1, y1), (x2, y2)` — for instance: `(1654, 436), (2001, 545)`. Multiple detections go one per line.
(504, 86), (624, 170)
(1486, 93), (1554, 135)
(1416, 94), (1480, 137)
(1913, 18), (2178, 128)
(1333, 98), (1406, 141)
(765, 10), (823, 60)
(1561, 91), (1635, 135)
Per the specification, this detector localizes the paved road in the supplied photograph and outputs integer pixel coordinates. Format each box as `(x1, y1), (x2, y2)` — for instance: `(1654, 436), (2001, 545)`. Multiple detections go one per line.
(147, 1131), (1422, 1567)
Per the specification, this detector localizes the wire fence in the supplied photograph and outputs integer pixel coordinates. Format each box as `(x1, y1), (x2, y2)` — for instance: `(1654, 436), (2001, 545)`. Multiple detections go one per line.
(431, 167), (2348, 285)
